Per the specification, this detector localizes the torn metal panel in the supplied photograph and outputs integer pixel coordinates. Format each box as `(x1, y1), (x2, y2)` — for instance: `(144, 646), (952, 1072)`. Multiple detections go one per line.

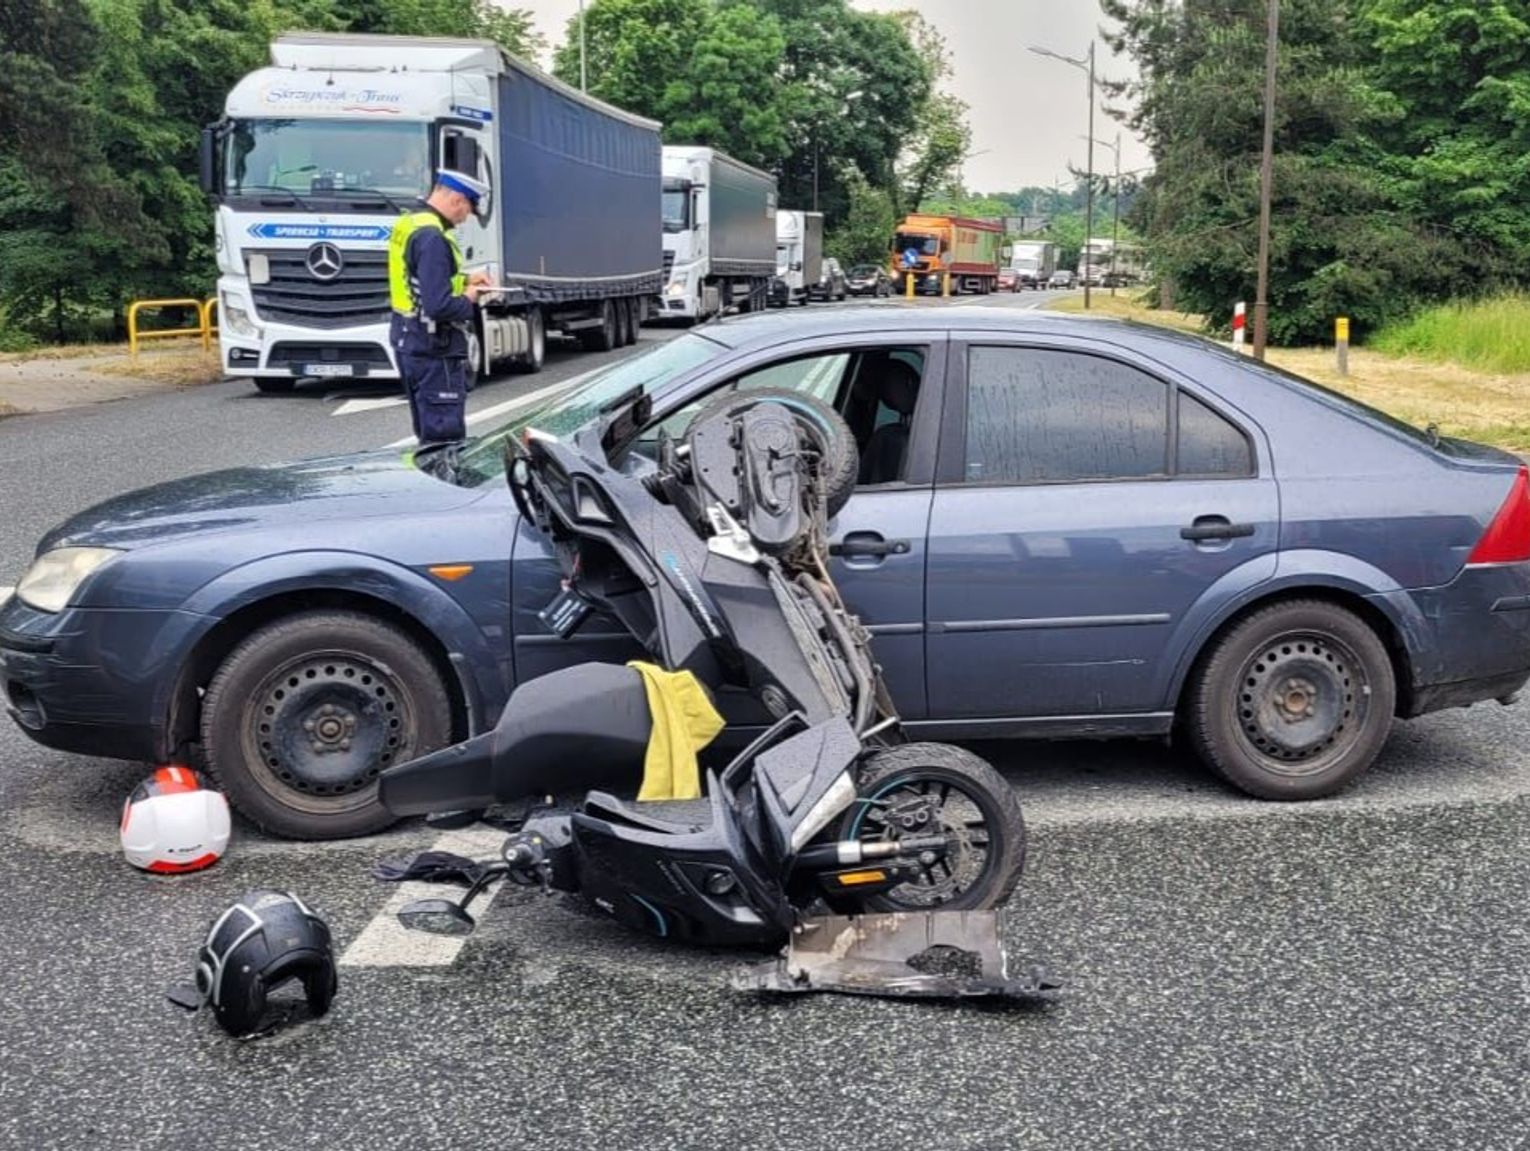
(733, 910), (1061, 1000)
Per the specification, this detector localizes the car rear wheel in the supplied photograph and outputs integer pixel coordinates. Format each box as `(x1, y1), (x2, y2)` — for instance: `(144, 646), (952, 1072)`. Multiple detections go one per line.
(1186, 600), (1396, 800)
(201, 610), (453, 839)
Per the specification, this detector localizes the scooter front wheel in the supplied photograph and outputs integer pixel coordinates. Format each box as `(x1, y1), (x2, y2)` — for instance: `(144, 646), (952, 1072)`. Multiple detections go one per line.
(835, 743), (1026, 912)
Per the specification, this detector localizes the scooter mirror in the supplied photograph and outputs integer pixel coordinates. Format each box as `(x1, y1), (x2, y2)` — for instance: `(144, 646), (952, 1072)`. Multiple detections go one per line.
(397, 898), (476, 936)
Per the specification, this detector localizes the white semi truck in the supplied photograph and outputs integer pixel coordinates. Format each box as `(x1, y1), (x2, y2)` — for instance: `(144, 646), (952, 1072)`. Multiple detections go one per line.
(770, 210), (824, 307)
(657, 146), (778, 321)
(200, 34), (663, 392)
(1009, 240), (1058, 290)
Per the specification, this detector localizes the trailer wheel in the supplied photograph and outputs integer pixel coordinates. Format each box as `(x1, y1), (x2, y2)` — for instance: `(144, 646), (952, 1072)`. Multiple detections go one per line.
(580, 300), (618, 352)
(511, 307), (545, 375)
(621, 298), (639, 345)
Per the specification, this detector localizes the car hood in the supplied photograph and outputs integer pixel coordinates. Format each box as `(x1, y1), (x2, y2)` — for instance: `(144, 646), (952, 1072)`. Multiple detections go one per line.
(39, 449), (484, 553)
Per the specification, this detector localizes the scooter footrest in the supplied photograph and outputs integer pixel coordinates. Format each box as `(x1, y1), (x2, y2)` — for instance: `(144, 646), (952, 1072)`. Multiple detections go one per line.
(582, 791), (706, 835)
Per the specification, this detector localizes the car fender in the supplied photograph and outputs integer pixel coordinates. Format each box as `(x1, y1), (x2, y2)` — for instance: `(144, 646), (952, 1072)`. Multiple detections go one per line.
(158, 550), (507, 734)
(1157, 547), (1431, 709)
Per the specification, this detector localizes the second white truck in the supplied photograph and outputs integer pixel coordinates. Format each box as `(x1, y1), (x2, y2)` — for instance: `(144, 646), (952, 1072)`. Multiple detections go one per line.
(771, 210), (824, 307)
(658, 146), (778, 321)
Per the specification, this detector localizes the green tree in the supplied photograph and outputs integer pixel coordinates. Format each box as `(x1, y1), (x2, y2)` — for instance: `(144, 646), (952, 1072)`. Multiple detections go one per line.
(890, 12), (969, 215)
(1102, 0), (1464, 342)
(553, 0), (712, 117)
(826, 169), (896, 266)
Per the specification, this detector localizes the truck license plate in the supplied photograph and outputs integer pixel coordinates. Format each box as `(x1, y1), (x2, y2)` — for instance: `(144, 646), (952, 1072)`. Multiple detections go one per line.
(304, 363), (354, 378)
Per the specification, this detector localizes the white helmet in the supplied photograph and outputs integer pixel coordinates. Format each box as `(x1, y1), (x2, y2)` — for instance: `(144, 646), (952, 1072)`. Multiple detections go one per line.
(120, 767), (231, 873)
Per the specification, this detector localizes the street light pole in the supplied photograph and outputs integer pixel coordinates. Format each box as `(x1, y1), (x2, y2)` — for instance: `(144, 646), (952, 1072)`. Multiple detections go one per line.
(1084, 132), (1124, 295)
(1253, 0), (1279, 360)
(1030, 41), (1097, 309)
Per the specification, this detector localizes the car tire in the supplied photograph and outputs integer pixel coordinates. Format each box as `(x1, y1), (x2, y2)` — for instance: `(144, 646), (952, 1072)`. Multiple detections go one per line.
(200, 610), (453, 839)
(1186, 599), (1396, 800)
(254, 378), (296, 394)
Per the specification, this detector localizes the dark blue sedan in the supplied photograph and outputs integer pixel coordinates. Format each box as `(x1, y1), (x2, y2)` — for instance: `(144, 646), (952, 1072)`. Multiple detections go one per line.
(5, 307), (1529, 838)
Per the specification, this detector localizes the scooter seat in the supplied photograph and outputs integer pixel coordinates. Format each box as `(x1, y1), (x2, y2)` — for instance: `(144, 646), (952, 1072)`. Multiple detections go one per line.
(582, 791), (705, 836)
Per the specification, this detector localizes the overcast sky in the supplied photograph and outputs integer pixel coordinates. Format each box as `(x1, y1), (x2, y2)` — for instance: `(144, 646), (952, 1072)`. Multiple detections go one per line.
(512, 0), (1153, 194)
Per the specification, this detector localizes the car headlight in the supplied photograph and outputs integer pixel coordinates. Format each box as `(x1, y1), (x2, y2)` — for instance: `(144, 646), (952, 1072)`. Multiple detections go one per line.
(222, 302), (259, 339)
(16, 547), (122, 612)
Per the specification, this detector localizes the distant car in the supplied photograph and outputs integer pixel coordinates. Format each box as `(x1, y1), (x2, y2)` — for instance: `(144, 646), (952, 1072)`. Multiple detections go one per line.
(809, 257), (848, 302)
(1048, 269), (1075, 289)
(7, 307), (1530, 838)
(846, 264), (893, 297)
(998, 268), (1020, 292)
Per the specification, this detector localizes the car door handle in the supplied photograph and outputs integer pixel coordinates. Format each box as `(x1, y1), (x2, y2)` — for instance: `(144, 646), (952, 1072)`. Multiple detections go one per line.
(829, 535), (911, 558)
(1180, 518), (1256, 542)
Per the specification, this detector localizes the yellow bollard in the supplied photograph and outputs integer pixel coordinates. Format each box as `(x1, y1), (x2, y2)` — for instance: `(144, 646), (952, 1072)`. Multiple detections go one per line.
(904, 271), (914, 300)
(941, 272), (951, 298)
(1336, 316), (1350, 376)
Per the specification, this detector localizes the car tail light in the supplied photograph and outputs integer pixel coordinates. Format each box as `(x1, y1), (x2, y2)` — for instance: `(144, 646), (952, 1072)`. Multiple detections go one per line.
(1468, 466), (1530, 565)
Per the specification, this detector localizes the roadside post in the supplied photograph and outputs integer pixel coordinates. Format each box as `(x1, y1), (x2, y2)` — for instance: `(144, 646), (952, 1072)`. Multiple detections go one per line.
(1336, 316), (1350, 376)
(905, 272), (914, 300)
(942, 272), (951, 298)
(1232, 301), (1247, 354)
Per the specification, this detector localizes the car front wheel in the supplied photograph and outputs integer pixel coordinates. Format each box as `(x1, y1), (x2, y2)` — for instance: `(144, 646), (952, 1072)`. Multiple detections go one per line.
(1186, 600), (1396, 800)
(200, 610), (453, 839)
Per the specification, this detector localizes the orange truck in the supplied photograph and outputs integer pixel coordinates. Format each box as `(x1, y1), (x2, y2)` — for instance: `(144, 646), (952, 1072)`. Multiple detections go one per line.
(889, 214), (1003, 295)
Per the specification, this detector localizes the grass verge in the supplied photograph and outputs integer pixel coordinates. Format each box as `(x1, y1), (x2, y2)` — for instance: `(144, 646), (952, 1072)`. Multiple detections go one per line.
(1045, 293), (1530, 453)
(1372, 296), (1530, 375)
(111, 349), (224, 388)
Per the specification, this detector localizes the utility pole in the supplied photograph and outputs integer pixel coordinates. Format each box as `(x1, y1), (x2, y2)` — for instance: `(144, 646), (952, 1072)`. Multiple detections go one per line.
(1253, 0), (1279, 360)
(1083, 132), (1122, 294)
(578, 0), (588, 92)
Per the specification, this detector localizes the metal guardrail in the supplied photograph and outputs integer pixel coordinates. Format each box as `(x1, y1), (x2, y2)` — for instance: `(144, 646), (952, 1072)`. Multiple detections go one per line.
(127, 297), (218, 356)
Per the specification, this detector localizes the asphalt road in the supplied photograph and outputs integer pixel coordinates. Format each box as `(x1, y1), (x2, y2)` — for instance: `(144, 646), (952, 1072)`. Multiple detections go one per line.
(3, 290), (1529, 1150)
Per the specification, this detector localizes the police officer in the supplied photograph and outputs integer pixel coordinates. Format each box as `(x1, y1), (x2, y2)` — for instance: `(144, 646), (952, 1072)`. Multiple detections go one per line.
(388, 169), (492, 445)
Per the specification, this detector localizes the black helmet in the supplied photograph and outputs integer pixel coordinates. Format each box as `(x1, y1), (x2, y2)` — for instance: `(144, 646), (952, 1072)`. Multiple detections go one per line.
(187, 890), (337, 1036)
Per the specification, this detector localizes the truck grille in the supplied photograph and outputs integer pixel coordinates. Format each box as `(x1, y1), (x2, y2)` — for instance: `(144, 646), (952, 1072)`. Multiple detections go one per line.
(662, 250), (676, 280)
(249, 248), (390, 330)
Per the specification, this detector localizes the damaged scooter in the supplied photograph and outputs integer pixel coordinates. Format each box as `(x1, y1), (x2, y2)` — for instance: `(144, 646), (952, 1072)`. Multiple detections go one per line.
(378, 384), (1057, 999)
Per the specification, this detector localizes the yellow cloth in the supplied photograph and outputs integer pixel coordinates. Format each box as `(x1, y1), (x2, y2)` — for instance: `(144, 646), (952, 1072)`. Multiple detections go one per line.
(628, 661), (725, 801)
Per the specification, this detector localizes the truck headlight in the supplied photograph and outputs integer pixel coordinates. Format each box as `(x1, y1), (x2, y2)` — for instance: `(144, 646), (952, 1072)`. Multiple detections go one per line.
(665, 281), (687, 298)
(222, 302), (259, 339)
(16, 547), (122, 613)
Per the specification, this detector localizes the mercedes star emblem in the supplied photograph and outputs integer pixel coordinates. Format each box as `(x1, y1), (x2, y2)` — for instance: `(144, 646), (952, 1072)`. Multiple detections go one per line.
(306, 242), (344, 282)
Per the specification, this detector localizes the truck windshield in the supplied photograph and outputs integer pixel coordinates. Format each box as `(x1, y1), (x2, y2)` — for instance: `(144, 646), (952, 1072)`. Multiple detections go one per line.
(224, 119), (431, 199)
(893, 233), (940, 256)
(446, 333), (729, 486)
(661, 182), (691, 233)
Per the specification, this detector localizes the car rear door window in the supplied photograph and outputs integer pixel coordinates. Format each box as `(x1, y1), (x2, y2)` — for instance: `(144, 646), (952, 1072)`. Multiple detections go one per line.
(965, 347), (1169, 483)
(1178, 390), (1253, 476)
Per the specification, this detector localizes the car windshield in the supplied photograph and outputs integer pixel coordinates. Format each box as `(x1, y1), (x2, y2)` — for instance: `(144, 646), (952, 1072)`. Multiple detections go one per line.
(224, 119), (430, 198)
(662, 181), (690, 233)
(1229, 348), (1457, 452)
(894, 233), (940, 256)
(445, 334), (729, 486)
(850, 265), (878, 276)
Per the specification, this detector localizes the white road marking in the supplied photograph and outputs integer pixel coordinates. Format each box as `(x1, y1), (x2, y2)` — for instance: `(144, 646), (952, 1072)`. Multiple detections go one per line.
(0, 585), (12, 607)
(332, 397), (408, 416)
(339, 827), (508, 968)
(385, 372), (595, 448)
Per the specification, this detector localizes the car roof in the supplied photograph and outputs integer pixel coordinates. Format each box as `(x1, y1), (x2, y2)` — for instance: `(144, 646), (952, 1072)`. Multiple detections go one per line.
(697, 303), (1185, 352)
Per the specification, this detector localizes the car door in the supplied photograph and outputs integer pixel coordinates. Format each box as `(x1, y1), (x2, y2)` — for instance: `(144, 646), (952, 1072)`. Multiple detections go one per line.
(512, 334), (947, 719)
(924, 334), (1279, 725)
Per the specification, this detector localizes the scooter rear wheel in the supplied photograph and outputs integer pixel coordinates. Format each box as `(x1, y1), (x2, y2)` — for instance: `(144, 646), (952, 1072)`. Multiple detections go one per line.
(835, 743), (1025, 912)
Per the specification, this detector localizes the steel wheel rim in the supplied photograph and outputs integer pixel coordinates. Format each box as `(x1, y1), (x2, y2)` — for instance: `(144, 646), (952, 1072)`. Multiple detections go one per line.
(241, 649), (415, 808)
(1232, 630), (1370, 778)
(848, 775), (995, 908)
